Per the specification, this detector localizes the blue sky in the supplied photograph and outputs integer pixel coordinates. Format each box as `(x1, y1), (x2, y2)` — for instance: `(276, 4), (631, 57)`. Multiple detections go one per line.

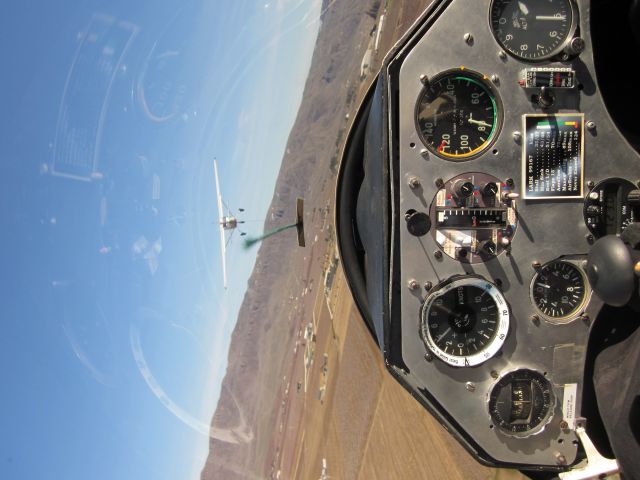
(0, 0), (321, 478)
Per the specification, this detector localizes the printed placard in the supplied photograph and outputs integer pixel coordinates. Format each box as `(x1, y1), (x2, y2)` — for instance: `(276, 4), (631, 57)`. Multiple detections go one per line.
(562, 383), (578, 430)
(522, 114), (584, 199)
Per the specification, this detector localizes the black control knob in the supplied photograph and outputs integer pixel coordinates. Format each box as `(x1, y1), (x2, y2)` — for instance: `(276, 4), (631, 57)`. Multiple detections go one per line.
(405, 211), (431, 237)
(627, 189), (640, 207)
(453, 179), (474, 200)
(482, 182), (498, 197)
(537, 86), (555, 108)
(478, 239), (497, 256)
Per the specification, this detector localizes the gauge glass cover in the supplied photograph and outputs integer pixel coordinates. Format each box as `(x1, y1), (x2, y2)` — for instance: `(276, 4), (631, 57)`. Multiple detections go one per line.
(531, 260), (588, 322)
(488, 369), (555, 437)
(420, 277), (509, 367)
(415, 69), (502, 161)
(490, 0), (576, 61)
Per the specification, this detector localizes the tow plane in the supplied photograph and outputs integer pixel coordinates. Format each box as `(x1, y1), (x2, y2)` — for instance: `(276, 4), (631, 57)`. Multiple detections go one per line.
(213, 158), (245, 289)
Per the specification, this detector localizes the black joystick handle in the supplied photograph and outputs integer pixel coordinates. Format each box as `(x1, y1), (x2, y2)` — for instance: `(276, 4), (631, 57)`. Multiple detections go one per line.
(586, 235), (636, 306)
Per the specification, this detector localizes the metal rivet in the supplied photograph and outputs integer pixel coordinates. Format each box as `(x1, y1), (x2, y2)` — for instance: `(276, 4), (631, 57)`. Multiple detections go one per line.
(424, 352), (433, 362)
(532, 261), (541, 269)
(490, 74), (499, 84)
(463, 33), (474, 45)
(512, 131), (521, 142)
(466, 381), (476, 392)
(587, 180), (595, 189)
(434, 250), (443, 260)
(420, 148), (428, 157)
(498, 50), (507, 60)
(419, 74), (429, 86)
(408, 279), (419, 291)
(531, 314), (540, 325)
(586, 121), (596, 131)
(424, 281), (433, 291)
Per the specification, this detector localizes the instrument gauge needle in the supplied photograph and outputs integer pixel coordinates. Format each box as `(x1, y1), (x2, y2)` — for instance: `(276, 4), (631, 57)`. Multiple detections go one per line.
(436, 327), (451, 343)
(536, 283), (551, 289)
(468, 117), (492, 128)
(536, 15), (566, 20)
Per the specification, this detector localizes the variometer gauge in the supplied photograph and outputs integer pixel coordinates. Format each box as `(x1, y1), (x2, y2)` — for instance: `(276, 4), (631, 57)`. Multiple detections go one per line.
(490, 0), (578, 62)
(488, 369), (555, 438)
(531, 260), (589, 323)
(415, 68), (503, 161)
(420, 276), (509, 367)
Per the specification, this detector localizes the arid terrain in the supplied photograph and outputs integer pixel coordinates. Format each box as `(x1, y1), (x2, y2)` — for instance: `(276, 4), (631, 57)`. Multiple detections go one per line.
(200, 1), (525, 479)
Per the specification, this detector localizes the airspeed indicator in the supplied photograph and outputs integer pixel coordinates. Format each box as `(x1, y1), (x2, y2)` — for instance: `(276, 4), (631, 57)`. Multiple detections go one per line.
(415, 69), (502, 161)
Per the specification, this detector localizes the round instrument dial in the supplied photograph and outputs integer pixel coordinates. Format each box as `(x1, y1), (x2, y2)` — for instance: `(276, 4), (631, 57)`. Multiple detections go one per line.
(490, 0), (577, 61)
(415, 69), (502, 161)
(488, 369), (555, 438)
(420, 277), (509, 367)
(531, 260), (588, 322)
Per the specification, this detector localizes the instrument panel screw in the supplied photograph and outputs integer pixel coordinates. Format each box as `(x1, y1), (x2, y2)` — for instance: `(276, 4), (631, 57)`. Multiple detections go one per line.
(580, 314), (591, 326)
(532, 261), (541, 270)
(408, 176), (421, 189)
(555, 453), (568, 466)
(424, 281), (433, 291)
(587, 180), (595, 189)
(585, 234), (594, 244)
(424, 352), (433, 362)
(434, 250), (443, 260)
(560, 420), (569, 429)
(490, 74), (499, 84)
(505, 178), (515, 188)
(419, 74), (429, 86)
(435, 177), (445, 189)
(586, 120), (596, 131)
(490, 370), (499, 379)
(530, 314), (540, 325)
(498, 50), (507, 60)
(512, 131), (522, 143)
(569, 37), (586, 55)
(465, 381), (476, 392)
(463, 33), (474, 45)
(407, 279), (420, 291)
(420, 148), (429, 158)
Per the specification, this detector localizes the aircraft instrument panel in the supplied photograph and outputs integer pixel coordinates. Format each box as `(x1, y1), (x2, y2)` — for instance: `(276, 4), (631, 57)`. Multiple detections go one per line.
(385, 0), (640, 470)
